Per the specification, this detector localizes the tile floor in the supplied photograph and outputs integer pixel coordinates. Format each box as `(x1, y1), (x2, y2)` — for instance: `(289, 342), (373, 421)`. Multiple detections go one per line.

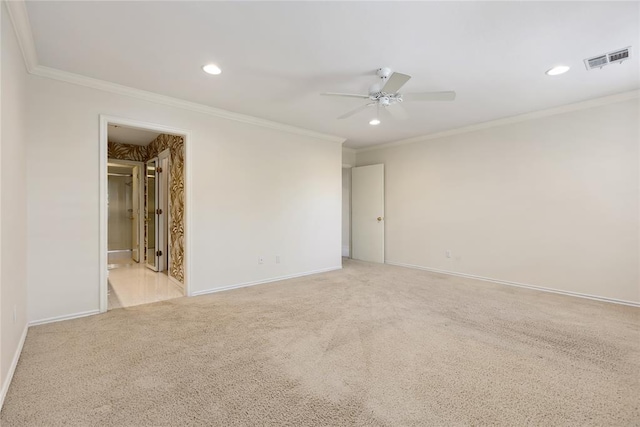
(107, 252), (183, 310)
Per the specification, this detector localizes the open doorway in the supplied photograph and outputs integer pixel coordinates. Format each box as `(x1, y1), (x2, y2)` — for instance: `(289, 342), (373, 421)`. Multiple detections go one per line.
(101, 119), (189, 310)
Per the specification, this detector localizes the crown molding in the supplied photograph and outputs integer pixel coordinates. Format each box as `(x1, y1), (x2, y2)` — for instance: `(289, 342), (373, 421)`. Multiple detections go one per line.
(357, 90), (640, 153)
(7, 0), (636, 150)
(5, 0), (345, 145)
(31, 66), (346, 143)
(4, 0), (37, 72)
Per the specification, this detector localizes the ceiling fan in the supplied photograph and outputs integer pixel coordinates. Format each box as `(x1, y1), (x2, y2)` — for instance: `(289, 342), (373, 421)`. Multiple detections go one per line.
(321, 67), (456, 124)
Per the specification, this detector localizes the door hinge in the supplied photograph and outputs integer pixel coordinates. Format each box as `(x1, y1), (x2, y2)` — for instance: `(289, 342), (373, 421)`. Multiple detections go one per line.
(156, 208), (163, 215)
(156, 250), (163, 257)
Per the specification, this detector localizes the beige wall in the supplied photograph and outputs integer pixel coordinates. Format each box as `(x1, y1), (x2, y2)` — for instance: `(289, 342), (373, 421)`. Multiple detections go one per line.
(1, 4), (29, 400)
(357, 99), (640, 303)
(342, 148), (356, 167)
(26, 74), (342, 323)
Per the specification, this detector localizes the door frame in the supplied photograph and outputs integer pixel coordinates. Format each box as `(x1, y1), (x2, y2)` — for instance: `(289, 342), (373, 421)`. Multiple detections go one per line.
(107, 158), (144, 264)
(99, 115), (193, 313)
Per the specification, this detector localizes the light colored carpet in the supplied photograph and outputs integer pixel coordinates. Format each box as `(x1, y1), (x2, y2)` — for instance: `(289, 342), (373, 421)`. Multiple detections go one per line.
(2, 260), (638, 426)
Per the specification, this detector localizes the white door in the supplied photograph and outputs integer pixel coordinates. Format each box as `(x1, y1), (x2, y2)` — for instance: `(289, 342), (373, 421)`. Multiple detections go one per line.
(131, 165), (140, 263)
(146, 158), (159, 271)
(351, 164), (385, 263)
(157, 152), (170, 272)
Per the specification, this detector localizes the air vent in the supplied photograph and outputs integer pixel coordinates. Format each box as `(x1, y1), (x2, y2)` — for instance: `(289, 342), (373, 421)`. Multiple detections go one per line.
(587, 55), (608, 69)
(584, 47), (631, 70)
(608, 49), (629, 63)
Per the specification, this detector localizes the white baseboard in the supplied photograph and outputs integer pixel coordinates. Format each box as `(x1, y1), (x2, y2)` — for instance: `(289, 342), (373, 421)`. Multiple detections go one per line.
(0, 324), (28, 410)
(28, 309), (101, 327)
(192, 266), (342, 297)
(386, 261), (640, 308)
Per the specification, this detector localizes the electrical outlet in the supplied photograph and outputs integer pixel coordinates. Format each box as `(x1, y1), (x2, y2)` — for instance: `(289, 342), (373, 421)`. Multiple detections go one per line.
(445, 250), (452, 259)
(258, 256), (264, 264)
(276, 255), (280, 264)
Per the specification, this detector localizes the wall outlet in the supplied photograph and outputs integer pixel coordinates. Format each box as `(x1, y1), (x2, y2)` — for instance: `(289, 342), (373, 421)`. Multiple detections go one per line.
(275, 255), (280, 264)
(258, 256), (264, 264)
(445, 250), (452, 259)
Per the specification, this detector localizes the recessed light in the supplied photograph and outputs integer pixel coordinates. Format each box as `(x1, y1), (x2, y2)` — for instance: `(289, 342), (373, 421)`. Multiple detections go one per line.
(546, 65), (570, 76)
(369, 119), (381, 126)
(202, 64), (222, 75)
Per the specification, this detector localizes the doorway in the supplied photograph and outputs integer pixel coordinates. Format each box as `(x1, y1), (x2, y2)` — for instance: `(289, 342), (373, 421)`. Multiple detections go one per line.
(100, 116), (191, 312)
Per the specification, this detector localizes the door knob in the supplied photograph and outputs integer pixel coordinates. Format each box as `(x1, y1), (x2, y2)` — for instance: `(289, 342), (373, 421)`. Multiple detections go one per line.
(377, 217), (383, 222)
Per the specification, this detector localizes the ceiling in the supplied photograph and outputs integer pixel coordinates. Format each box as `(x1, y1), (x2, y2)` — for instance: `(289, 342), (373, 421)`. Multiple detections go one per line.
(26, 1), (639, 148)
(108, 124), (160, 146)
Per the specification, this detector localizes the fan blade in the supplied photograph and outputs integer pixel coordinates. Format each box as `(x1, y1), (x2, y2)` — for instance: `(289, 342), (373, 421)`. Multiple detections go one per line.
(382, 72), (411, 94)
(321, 92), (370, 99)
(403, 91), (456, 102)
(383, 104), (408, 121)
(338, 103), (375, 119)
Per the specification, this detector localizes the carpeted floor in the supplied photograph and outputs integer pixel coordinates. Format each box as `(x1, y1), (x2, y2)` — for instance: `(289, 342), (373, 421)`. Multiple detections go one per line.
(1, 260), (639, 426)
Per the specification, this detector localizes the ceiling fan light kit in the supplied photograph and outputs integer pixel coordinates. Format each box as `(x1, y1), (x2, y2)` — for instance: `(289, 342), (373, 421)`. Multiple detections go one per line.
(321, 66), (456, 124)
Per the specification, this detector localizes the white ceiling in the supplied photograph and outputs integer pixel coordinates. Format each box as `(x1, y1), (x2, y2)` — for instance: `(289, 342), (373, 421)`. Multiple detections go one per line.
(27, 1), (639, 148)
(108, 124), (160, 146)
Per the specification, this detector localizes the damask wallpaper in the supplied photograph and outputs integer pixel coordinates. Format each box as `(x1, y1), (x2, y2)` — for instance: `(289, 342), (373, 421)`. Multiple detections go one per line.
(108, 136), (185, 283)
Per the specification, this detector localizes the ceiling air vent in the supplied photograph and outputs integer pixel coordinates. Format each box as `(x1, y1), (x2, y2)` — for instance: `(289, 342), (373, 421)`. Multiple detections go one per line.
(608, 48), (629, 63)
(584, 47), (631, 70)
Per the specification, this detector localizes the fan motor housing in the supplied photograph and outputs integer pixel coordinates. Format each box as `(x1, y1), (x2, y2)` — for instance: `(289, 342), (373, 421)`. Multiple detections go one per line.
(376, 67), (392, 79)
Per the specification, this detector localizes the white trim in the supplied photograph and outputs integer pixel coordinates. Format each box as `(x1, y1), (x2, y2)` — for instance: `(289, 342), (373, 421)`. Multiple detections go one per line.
(6, 1), (635, 152)
(357, 90), (640, 153)
(100, 115), (193, 313)
(99, 117), (108, 312)
(4, 0), (37, 73)
(192, 266), (342, 297)
(32, 66), (345, 144)
(0, 325), (28, 410)
(6, 5), (344, 144)
(386, 261), (640, 308)
(184, 127), (194, 297)
(28, 310), (101, 327)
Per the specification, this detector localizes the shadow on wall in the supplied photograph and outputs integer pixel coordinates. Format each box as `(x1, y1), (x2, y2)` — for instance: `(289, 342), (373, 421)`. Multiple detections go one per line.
(108, 135), (185, 283)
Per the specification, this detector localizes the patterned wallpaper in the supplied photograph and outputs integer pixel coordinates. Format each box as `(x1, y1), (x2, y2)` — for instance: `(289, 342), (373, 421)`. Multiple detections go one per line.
(108, 136), (185, 283)
(107, 141), (147, 162)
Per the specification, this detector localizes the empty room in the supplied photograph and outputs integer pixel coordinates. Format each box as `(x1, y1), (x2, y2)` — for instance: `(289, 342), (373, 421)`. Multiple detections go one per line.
(0, 1), (638, 426)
